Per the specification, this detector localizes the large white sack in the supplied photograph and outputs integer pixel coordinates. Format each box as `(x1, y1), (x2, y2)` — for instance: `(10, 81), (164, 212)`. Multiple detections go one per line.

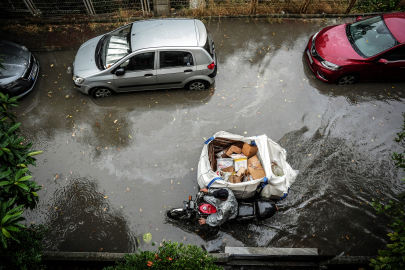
(197, 131), (298, 199)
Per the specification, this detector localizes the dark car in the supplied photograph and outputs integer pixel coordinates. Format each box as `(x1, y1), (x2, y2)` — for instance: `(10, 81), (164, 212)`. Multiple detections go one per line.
(306, 12), (405, 85)
(0, 39), (39, 97)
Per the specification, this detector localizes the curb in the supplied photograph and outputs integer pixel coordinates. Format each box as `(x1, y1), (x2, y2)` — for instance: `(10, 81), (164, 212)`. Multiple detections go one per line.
(0, 12), (382, 26)
(42, 251), (373, 267)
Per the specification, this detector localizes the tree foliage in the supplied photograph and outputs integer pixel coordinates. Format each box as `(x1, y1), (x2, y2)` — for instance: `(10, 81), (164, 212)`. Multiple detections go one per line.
(370, 115), (405, 270)
(103, 241), (223, 270)
(0, 225), (47, 270)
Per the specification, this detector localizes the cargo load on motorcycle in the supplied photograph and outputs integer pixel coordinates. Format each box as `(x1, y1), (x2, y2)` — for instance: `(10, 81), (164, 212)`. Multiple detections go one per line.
(197, 131), (299, 200)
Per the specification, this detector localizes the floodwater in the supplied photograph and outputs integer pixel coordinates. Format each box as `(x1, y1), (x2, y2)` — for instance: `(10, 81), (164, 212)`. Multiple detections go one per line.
(18, 18), (405, 256)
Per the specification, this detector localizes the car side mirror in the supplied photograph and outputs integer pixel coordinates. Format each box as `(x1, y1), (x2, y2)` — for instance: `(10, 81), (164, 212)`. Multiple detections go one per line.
(115, 68), (126, 76)
(356, 16), (362, 22)
(378, 58), (388, 64)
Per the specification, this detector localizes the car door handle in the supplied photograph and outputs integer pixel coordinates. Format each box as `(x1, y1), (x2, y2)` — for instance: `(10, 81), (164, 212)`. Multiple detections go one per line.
(184, 69), (193, 73)
(144, 73), (154, 77)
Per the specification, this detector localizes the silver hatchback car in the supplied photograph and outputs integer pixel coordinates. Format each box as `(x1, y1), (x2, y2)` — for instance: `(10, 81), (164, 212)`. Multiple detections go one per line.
(73, 19), (216, 98)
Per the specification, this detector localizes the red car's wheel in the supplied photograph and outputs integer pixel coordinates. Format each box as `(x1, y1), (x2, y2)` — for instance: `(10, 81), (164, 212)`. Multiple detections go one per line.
(336, 74), (358, 85)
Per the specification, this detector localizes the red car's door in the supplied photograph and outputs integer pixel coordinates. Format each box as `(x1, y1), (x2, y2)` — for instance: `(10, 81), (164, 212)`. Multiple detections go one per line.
(378, 46), (405, 81)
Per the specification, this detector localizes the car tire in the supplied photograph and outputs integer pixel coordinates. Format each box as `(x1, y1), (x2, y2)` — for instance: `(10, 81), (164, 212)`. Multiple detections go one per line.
(336, 74), (358, 86)
(186, 80), (208, 91)
(91, 87), (113, 98)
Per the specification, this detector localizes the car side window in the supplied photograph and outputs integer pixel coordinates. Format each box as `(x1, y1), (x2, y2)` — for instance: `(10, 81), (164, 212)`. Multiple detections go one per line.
(160, 51), (194, 68)
(383, 46), (405, 62)
(121, 52), (155, 71)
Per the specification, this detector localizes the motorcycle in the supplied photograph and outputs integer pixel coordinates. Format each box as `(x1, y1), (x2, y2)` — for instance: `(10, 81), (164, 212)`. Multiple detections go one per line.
(167, 191), (281, 223)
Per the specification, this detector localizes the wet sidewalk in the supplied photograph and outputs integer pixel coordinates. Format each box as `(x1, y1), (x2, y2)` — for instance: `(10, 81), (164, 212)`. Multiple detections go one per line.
(0, 17), (354, 51)
(0, 22), (119, 51)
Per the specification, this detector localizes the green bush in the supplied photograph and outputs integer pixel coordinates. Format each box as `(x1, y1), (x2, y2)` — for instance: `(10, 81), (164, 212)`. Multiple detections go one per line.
(0, 93), (42, 210)
(369, 115), (405, 270)
(353, 0), (404, 13)
(0, 225), (47, 270)
(103, 241), (223, 270)
(0, 198), (25, 249)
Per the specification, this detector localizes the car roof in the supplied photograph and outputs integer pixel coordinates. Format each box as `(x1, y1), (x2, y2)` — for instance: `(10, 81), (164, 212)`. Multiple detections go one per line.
(383, 12), (405, 43)
(130, 19), (201, 52)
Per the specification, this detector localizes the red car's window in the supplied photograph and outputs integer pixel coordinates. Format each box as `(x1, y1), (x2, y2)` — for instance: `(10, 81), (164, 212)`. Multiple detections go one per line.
(349, 16), (398, 57)
(383, 46), (405, 62)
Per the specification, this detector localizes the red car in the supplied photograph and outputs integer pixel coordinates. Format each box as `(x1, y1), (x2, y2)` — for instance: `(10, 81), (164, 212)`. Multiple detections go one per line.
(306, 12), (405, 85)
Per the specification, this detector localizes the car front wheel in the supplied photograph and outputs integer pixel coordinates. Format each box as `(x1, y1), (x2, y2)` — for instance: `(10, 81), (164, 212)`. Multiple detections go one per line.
(337, 75), (358, 85)
(92, 88), (113, 98)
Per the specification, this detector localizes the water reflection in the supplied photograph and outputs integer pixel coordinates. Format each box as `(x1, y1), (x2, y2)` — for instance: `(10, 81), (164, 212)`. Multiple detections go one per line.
(43, 177), (137, 252)
(302, 50), (404, 105)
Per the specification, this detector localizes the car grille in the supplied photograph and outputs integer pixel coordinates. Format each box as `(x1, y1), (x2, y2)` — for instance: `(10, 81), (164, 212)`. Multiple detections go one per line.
(311, 41), (324, 63)
(22, 54), (34, 80)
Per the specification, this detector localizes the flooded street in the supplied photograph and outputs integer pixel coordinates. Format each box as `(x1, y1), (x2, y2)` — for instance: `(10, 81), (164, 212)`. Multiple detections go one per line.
(18, 18), (404, 256)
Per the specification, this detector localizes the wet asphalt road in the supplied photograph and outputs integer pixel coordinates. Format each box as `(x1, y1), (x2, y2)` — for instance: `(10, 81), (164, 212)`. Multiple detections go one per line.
(18, 18), (405, 256)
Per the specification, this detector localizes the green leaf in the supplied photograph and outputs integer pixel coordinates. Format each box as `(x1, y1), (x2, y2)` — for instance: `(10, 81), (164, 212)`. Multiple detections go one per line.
(0, 169), (11, 179)
(143, 233), (152, 243)
(32, 191), (38, 197)
(0, 181), (10, 186)
(18, 175), (32, 182)
(1, 227), (11, 238)
(4, 226), (19, 232)
(7, 123), (21, 134)
(27, 151), (43, 156)
(16, 182), (29, 191)
(2, 148), (10, 152)
(1, 214), (12, 226)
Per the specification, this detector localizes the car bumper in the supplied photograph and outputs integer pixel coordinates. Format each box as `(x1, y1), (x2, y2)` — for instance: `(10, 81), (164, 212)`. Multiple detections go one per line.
(305, 36), (343, 84)
(1, 59), (40, 97)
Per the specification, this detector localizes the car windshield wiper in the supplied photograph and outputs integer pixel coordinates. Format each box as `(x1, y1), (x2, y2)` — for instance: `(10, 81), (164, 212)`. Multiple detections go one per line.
(346, 24), (366, 58)
(96, 35), (107, 70)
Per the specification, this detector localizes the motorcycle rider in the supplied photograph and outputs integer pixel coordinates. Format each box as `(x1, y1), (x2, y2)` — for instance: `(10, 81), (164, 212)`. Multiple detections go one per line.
(198, 187), (238, 226)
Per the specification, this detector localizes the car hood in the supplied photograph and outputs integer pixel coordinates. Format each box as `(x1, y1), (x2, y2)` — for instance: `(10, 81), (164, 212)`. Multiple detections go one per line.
(0, 40), (30, 85)
(73, 35), (103, 77)
(315, 24), (365, 65)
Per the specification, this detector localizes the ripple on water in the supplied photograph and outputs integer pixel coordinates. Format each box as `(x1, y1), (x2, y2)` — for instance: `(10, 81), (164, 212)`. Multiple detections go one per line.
(44, 177), (137, 252)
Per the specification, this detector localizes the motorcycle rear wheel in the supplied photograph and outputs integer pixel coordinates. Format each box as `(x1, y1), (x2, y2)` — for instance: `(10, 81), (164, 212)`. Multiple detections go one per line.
(167, 208), (189, 220)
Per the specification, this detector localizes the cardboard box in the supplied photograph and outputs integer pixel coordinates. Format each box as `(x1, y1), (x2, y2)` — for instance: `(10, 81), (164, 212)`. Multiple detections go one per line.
(226, 145), (242, 157)
(230, 167), (246, 183)
(242, 142), (258, 158)
(247, 155), (266, 180)
(221, 166), (234, 173)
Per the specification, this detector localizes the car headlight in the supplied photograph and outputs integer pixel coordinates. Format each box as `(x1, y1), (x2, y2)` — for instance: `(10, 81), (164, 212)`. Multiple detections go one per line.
(1, 80), (19, 90)
(321, 61), (341, 71)
(73, 75), (85, 84)
(312, 31), (320, 42)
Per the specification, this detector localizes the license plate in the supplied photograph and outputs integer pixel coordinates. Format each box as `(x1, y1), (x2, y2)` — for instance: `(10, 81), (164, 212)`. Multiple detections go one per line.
(306, 49), (313, 64)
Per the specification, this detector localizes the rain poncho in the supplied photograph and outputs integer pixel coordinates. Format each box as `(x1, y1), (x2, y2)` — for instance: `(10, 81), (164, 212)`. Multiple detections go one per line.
(204, 188), (238, 227)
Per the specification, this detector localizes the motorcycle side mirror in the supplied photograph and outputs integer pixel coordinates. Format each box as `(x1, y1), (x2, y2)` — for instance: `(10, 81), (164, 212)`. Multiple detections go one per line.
(115, 68), (126, 76)
(356, 16), (362, 22)
(378, 58), (388, 64)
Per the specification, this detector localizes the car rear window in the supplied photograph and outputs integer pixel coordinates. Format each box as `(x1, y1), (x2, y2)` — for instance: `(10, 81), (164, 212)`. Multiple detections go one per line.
(203, 36), (213, 57)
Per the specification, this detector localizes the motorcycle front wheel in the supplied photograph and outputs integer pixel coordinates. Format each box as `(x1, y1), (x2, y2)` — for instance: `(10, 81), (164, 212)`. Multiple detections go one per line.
(167, 208), (189, 220)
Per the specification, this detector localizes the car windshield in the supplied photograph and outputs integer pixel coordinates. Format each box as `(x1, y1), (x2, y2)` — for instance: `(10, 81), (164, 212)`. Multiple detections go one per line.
(100, 24), (132, 69)
(349, 16), (398, 58)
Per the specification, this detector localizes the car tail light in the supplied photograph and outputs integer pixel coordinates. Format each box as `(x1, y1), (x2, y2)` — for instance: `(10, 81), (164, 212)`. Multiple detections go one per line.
(207, 61), (215, 70)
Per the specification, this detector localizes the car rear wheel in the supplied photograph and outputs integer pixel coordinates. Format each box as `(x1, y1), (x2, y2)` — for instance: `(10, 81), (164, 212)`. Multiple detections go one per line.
(337, 75), (358, 85)
(186, 80), (208, 91)
(92, 88), (113, 98)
